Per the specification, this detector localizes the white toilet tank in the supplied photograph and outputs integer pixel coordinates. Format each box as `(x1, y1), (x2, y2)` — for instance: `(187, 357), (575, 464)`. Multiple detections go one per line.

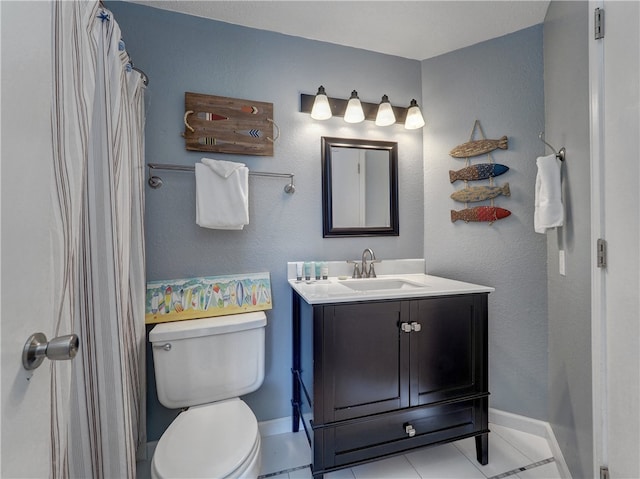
(149, 311), (266, 409)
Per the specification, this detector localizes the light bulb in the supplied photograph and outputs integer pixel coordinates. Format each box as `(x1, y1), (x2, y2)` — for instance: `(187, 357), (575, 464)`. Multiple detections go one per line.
(404, 99), (425, 130)
(375, 94), (396, 126)
(310, 85), (332, 120)
(344, 90), (365, 123)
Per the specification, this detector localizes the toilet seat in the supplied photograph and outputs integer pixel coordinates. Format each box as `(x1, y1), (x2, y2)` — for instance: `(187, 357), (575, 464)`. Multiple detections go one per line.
(151, 398), (261, 479)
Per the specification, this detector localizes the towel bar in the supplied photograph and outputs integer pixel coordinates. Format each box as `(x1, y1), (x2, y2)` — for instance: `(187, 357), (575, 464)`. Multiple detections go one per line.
(146, 163), (295, 194)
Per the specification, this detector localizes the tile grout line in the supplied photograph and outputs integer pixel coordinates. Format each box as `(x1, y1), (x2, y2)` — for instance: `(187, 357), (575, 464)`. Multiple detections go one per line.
(486, 457), (556, 479)
(258, 464), (311, 478)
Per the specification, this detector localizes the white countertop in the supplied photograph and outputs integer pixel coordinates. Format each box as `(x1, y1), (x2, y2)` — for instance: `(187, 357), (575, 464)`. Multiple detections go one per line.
(288, 260), (494, 304)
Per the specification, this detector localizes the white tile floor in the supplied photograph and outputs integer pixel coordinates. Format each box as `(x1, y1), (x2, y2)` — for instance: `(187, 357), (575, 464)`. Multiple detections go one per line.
(137, 423), (561, 479)
(257, 424), (562, 479)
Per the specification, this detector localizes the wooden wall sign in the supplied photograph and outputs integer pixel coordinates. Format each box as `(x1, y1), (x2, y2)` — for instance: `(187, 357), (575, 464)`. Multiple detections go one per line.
(183, 92), (276, 156)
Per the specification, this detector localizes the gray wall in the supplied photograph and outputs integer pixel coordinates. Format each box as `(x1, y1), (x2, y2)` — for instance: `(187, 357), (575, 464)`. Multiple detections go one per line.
(421, 26), (549, 420)
(544, 2), (592, 477)
(107, 2), (424, 441)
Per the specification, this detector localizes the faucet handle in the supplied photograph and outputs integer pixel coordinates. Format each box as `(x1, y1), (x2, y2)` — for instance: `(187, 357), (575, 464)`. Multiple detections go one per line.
(368, 260), (381, 278)
(346, 260), (362, 278)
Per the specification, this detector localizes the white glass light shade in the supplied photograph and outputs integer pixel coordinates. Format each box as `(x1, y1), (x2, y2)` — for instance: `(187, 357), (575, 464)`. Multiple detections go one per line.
(344, 90), (365, 123)
(375, 95), (396, 126)
(404, 99), (425, 129)
(310, 85), (332, 120)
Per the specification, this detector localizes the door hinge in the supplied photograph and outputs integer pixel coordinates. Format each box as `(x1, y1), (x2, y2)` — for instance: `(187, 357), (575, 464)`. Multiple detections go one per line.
(600, 466), (610, 479)
(595, 8), (605, 39)
(597, 238), (607, 268)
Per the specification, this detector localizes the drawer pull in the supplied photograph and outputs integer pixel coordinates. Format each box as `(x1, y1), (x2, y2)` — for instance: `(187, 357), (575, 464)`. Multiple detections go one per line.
(405, 424), (416, 437)
(411, 322), (422, 332)
(401, 322), (412, 333)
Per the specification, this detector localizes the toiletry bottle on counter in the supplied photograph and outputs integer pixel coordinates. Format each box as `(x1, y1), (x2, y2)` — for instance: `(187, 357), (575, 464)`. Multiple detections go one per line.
(304, 262), (312, 281)
(314, 262), (321, 280)
(296, 262), (303, 281)
(321, 262), (329, 280)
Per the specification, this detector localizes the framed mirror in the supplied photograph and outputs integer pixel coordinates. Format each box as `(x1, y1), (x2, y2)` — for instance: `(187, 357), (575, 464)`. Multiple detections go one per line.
(322, 137), (399, 237)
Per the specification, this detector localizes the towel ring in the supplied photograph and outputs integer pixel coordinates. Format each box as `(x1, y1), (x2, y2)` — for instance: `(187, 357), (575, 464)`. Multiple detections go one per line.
(538, 132), (565, 161)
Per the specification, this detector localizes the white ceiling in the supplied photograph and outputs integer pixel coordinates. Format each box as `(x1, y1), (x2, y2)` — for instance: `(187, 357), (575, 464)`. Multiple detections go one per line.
(130, 1), (550, 61)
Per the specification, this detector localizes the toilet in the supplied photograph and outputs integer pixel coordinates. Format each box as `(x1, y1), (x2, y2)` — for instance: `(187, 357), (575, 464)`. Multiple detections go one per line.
(149, 311), (267, 479)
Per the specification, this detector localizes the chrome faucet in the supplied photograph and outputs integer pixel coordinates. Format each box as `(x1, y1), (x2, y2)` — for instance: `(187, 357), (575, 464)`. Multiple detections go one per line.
(361, 248), (378, 278)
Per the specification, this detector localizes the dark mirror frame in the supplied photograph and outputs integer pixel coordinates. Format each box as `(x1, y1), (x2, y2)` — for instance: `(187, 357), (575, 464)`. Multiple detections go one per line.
(321, 137), (399, 237)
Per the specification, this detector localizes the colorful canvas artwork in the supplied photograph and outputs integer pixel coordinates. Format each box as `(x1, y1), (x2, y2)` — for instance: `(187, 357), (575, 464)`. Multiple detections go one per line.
(145, 272), (272, 324)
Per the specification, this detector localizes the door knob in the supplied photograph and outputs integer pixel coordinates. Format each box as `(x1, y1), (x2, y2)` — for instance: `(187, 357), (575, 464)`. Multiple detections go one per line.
(22, 332), (80, 370)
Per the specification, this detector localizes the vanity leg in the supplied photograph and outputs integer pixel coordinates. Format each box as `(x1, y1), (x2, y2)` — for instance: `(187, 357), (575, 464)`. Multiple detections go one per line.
(292, 291), (301, 433)
(475, 433), (488, 465)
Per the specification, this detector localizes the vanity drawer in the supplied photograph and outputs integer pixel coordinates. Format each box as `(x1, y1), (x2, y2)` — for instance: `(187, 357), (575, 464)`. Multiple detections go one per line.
(322, 399), (486, 468)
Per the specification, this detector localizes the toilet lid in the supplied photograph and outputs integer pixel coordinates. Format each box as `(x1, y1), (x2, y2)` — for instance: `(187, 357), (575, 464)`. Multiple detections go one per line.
(153, 398), (259, 478)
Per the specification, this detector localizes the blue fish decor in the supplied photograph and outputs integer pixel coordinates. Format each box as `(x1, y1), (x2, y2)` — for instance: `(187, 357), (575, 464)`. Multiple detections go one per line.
(449, 163), (509, 183)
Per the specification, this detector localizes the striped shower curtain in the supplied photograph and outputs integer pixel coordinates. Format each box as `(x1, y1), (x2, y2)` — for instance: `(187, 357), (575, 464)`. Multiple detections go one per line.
(51, 1), (146, 477)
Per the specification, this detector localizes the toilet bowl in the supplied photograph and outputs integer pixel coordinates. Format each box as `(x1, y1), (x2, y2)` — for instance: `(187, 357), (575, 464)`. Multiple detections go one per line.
(151, 399), (261, 479)
(149, 312), (267, 479)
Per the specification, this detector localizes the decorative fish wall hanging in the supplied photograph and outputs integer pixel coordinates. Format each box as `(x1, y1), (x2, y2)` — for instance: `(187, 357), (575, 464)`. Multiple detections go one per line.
(450, 183), (511, 203)
(449, 163), (509, 183)
(449, 136), (508, 158)
(451, 206), (512, 224)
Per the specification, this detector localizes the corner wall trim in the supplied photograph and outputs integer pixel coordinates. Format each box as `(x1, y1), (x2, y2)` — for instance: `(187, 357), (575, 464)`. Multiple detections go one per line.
(489, 408), (572, 479)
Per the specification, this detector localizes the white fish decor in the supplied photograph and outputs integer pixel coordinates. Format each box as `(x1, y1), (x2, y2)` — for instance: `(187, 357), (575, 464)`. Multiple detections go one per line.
(449, 136), (508, 158)
(450, 183), (511, 203)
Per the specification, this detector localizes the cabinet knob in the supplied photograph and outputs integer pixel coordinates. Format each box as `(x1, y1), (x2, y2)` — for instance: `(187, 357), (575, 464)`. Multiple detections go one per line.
(400, 322), (421, 333)
(404, 424), (416, 437)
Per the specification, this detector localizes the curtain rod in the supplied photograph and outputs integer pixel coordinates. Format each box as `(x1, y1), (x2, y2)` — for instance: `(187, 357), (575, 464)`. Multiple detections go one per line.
(146, 163), (296, 194)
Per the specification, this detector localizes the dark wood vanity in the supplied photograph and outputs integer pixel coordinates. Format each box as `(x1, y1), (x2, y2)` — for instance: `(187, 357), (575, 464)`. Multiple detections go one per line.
(291, 290), (490, 478)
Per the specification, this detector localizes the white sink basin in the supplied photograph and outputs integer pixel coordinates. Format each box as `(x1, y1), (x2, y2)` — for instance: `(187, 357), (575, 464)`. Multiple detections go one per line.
(339, 278), (427, 292)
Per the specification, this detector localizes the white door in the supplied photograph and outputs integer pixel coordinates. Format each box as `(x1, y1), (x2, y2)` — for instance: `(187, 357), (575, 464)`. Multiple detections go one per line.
(1, 2), (56, 476)
(591, 1), (640, 476)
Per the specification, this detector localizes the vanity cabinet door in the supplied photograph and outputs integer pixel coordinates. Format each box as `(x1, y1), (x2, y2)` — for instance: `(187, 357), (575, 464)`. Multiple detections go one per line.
(410, 295), (488, 406)
(321, 301), (411, 422)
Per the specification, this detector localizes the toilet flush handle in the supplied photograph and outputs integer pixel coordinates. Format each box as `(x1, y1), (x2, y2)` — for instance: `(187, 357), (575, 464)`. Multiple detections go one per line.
(153, 343), (172, 351)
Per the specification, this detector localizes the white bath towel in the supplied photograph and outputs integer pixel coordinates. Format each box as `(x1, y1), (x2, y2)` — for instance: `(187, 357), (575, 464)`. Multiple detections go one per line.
(534, 154), (564, 234)
(196, 158), (249, 230)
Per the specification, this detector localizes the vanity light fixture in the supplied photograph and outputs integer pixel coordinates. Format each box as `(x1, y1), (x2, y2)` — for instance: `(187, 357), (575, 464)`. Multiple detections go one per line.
(404, 99), (425, 130)
(375, 95), (396, 126)
(310, 85), (332, 120)
(343, 90), (365, 123)
(300, 89), (423, 128)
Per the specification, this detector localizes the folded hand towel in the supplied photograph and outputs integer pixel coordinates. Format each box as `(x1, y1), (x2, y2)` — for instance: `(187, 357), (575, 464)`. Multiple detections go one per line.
(534, 154), (564, 234)
(203, 158), (245, 178)
(196, 158), (249, 230)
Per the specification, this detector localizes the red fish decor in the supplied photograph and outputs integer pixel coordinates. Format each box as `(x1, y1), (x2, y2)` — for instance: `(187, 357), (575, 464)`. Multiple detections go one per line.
(449, 136), (508, 158)
(451, 206), (511, 224)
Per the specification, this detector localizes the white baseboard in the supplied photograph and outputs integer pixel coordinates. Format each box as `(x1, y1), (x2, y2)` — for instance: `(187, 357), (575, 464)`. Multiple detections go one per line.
(258, 415), (301, 437)
(489, 408), (572, 479)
